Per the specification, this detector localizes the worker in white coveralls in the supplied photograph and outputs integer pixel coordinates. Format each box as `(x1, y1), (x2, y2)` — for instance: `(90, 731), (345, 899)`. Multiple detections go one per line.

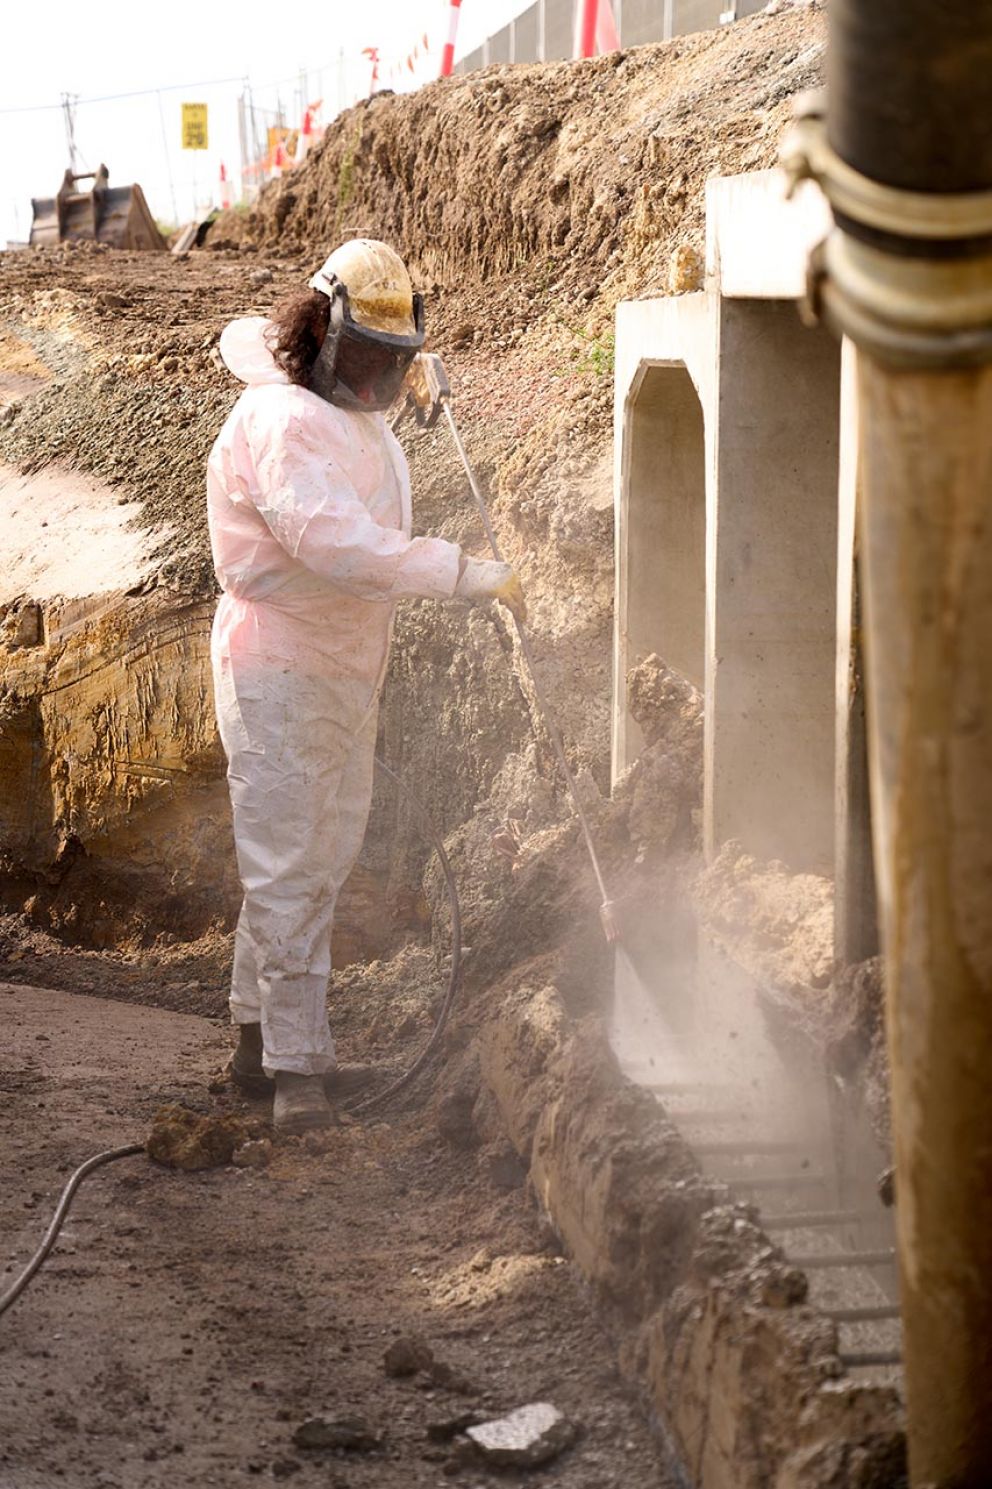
(207, 239), (525, 1134)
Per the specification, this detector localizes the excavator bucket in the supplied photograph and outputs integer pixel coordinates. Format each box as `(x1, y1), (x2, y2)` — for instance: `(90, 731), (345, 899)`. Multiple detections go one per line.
(30, 168), (166, 251)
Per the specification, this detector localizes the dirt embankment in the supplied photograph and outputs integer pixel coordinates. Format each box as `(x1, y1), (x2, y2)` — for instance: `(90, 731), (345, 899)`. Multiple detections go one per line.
(0, 6), (824, 953)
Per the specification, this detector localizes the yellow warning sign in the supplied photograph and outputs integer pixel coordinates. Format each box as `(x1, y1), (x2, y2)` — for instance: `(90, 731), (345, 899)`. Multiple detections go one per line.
(181, 103), (209, 151)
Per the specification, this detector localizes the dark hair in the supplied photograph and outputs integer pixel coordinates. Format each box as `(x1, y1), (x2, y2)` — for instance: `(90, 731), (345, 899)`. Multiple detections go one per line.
(267, 289), (330, 385)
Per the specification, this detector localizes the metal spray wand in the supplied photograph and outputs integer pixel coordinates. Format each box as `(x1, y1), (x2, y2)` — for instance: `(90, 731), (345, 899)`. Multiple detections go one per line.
(440, 400), (620, 946)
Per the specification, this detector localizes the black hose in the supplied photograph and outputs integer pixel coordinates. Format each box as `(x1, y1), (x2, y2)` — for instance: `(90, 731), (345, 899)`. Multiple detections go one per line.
(346, 756), (462, 1115)
(0, 1144), (145, 1321)
(827, 0), (992, 197)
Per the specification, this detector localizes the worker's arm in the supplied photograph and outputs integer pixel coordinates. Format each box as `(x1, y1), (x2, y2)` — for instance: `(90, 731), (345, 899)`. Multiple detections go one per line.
(246, 387), (462, 602)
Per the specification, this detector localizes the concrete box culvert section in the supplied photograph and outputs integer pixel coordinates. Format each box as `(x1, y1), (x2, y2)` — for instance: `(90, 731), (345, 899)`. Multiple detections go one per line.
(603, 168), (904, 1481)
(613, 171), (856, 890)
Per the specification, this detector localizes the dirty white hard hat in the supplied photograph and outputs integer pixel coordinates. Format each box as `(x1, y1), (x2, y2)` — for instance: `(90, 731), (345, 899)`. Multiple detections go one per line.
(309, 239), (418, 338)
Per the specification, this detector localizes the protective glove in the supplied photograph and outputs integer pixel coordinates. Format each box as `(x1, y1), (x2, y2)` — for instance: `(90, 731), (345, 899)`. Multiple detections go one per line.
(400, 352), (450, 430)
(455, 557), (528, 624)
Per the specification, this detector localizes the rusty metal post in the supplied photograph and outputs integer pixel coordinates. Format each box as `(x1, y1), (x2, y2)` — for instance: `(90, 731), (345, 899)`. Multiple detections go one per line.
(782, 2), (992, 1481)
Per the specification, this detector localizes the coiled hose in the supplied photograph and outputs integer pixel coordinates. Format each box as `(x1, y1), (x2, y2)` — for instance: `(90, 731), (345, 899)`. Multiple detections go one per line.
(0, 755), (462, 1318)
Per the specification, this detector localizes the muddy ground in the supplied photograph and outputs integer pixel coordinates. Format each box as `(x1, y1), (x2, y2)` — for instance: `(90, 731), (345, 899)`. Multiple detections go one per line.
(0, 980), (678, 1488)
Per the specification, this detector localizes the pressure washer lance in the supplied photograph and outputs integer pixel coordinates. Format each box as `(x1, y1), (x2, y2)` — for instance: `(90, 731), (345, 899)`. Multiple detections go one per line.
(399, 354), (619, 945)
(446, 406), (620, 944)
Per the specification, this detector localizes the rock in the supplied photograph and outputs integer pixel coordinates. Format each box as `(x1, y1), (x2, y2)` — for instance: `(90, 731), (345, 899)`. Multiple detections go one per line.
(146, 1105), (264, 1171)
(760, 1267), (809, 1309)
(466, 1403), (577, 1467)
(383, 1335), (434, 1378)
(429, 1359), (478, 1395)
(233, 1138), (273, 1169)
(250, 268), (274, 286)
(667, 243), (704, 295)
(877, 1166), (896, 1207)
(292, 1416), (381, 1452)
(270, 1459), (301, 1478)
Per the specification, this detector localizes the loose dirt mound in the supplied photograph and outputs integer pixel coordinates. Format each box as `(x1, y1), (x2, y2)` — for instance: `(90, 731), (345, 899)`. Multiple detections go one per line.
(212, 10), (823, 302)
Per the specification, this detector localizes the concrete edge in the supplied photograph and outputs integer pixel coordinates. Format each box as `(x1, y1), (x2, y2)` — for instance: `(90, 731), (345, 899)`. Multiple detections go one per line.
(474, 979), (906, 1489)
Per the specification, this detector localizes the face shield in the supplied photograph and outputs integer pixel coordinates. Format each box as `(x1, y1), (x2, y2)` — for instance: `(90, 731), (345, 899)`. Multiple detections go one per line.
(309, 281), (425, 413)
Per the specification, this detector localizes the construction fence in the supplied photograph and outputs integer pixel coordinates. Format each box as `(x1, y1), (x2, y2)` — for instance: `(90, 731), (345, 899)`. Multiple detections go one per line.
(456, 0), (768, 71)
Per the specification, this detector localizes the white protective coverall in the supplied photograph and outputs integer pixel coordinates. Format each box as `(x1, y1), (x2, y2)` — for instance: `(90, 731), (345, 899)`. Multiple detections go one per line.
(207, 316), (463, 1076)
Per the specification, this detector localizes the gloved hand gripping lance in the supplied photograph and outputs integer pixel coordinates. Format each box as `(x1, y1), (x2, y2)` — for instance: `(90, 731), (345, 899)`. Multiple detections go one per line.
(399, 353), (620, 946)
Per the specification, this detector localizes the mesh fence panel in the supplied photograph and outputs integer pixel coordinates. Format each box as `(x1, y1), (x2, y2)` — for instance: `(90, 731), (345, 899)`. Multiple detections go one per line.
(544, 0), (575, 60)
(514, 3), (541, 62)
(619, 0), (671, 46)
(489, 24), (513, 63)
(671, 0), (725, 36)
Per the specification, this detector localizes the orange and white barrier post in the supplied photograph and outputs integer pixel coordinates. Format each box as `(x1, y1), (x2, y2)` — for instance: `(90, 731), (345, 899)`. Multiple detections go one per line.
(218, 161), (233, 209)
(440, 0), (462, 78)
(597, 0), (620, 51)
(577, 0), (598, 57)
(362, 46), (381, 95)
(577, 0), (619, 57)
(298, 108), (313, 162)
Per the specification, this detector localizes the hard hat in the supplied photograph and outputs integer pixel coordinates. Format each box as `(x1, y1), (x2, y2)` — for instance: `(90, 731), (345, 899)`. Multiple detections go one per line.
(309, 239), (418, 338)
(307, 238), (425, 413)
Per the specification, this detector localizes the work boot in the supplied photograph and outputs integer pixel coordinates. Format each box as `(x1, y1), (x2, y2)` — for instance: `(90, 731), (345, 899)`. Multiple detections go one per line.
(229, 1024), (374, 1103)
(273, 1072), (334, 1134)
(325, 1064), (375, 1099)
(229, 1023), (274, 1098)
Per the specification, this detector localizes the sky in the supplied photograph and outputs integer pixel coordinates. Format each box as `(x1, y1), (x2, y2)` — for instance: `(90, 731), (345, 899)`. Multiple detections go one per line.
(1, 0), (538, 246)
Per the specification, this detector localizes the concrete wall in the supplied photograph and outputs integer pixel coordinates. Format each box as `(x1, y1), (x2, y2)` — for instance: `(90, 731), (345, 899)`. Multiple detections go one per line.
(455, 0), (751, 73)
(614, 171), (858, 884)
(620, 0), (673, 45)
(708, 299), (840, 874)
(672, 0), (724, 37)
(544, 0), (575, 60)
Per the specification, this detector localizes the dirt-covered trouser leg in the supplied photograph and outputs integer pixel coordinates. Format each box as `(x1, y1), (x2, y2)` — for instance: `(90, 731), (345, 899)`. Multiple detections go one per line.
(216, 655), (378, 1077)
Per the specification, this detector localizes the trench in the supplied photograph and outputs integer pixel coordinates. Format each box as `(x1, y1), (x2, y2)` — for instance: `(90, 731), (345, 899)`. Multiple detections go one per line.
(612, 944), (902, 1377)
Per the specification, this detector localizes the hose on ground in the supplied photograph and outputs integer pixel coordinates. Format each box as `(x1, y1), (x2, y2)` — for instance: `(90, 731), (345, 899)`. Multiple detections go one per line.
(0, 760), (461, 1314)
(0, 1144), (145, 1321)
